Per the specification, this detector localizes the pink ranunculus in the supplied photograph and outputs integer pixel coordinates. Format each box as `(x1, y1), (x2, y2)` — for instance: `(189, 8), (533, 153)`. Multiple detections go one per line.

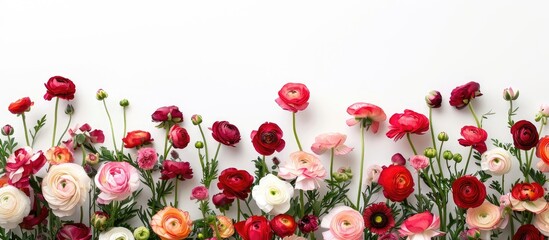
(310, 133), (353, 155)
(275, 83), (310, 112)
(346, 102), (386, 133)
(466, 200), (503, 231)
(169, 125), (190, 149)
(137, 147), (158, 170)
(321, 206), (365, 240)
(399, 212), (444, 239)
(409, 155), (429, 171)
(278, 151), (326, 190)
(386, 109), (429, 141)
(94, 162), (140, 204)
(190, 185), (209, 201)
(458, 126), (488, 154)
(5, 147), (46, 188)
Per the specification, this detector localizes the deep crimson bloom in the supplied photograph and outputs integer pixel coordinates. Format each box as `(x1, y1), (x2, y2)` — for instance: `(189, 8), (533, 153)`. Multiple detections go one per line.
(169, 125), (190, 149)
(377, 165), (414, 202)
(56, 223), (92, 240)
(386, 109), (429, 141)
(511, 120), (539, 150)
(512, 182), (544, 201)
(44, 76), (76, 101)
(20, 194), (48, 230)
(210, 121), (241, 146)
(235, 216), (272, 240)
(452, 175), (486, 209)
(449, 81), (482, 109)
(425, 90), (442, 108)
(122, 130), (153, 148)
(298, 215), (319, 234)
(458, 126), (488, 153)
(151, 105), (183, 123)
(271, 214), (297, 238)
(217, 168), (254, 200)
(89, 129), (105, 143)
(346, 102), (387, 133)
(251, 122), (285, 156)
(160, 160), (193, 181)
(512, 224), (544, 240)
(8, 97), (33, 114)
(275, 82), (310, 112)
(363, 202), (395, 235)
(212, 193), (234, 211)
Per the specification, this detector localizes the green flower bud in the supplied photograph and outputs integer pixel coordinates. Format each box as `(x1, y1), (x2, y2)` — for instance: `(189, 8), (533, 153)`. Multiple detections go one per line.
(437, 132), (449, 142)
(195, 141), (204, 149)
(96, 89), (108, 100)
(133, 226), (150, 240)
(453, 153), (463, 163)
(91, 211), (109, 231)
(332, 172), (349, 182)
(120, 99), (130, 107)
(65, 104), (74, 115)
(424, 147), (437, 158)
(191, 114), (203, 125)
(198, 233), (205, 239)
(443, 150), (453, 160)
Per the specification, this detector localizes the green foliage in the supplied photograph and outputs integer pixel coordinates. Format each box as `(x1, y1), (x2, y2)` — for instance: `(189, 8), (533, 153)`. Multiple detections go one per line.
(30, 114), (47, 147)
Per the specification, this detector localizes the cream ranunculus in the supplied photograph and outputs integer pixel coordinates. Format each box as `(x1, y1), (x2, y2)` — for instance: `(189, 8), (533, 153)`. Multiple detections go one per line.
(252, 174), (294, 215)
(534, 207), (549, 236)
(0, 185), (31, 230)
(42, 163), (91, 217)
(480, 148), (512, 175)
(99, 227), (135, 240)
(466, 200), (503, 230)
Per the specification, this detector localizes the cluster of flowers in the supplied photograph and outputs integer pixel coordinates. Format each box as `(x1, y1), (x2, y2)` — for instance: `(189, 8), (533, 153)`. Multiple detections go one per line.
(1, 77), (549, 240)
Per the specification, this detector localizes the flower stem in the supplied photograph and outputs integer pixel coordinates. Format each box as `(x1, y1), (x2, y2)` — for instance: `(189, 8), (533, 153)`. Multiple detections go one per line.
(102, 99), (119, 154)
(406, 133), (418, 155)
(468, 103), (481, 128)
(525, 150), (531, 183)
(292, 112), (303, 151)
(237, 199), (241, 222)
(463, 147), (473, 175)
(417, 172), (422, 197)
(213, 143), (221, 161)
(120, 106), (127, 155)
(300, 190), (305, 217)
(51, 97), (60, 147)
(330, 148), (335, 182)
(163, 125), (170, 158)
(356, 124), (366, 209)
(21, 113), (30, 146)
(148, 171), (156, 214)
(174, 179), (179, 208)
(56, 114), (72, 146)
(198, 124), (209, 162)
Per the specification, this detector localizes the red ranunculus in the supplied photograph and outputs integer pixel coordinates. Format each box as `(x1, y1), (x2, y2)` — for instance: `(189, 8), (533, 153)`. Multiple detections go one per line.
(160, 160), (193, 180)
(169, 125), (190, 149)
(234, 216), (272, 240)
(217, 168), (254, 200)
(386, 109), (429, 141)
(122, 130), (153, 148)
(271, 214), (297, 238)
(511, 120), (539, 150)
(20, 194), (48, 230)
(44, 76), (76, 101)
(449, 81), (482, 109)
(275, 82), (310, 112)
(512, 182), (544, 201)
(377, 165), (414, 202)
(8, 97), (33, 114)
(212, 192), (235, 211)
(298, 214), (319, 233)
(211, 121), (241, 146)
(251, 122), (285, 156)
(513, 224), (544, 240)
(151, 105), (183, 123)
(89, 129), (104, 143)
(56, 223), (92, 240)
(452, 175), (486, 209)
(458, 126), (488, 153)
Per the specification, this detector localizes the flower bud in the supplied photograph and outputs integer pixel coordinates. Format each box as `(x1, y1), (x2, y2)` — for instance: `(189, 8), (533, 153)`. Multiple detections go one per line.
(453, 153), (463, 163)
(460, 228), (481, 240)
(86, 153), (100, 165)
(133, 226), (150, 240)
(425, 90), (442, 108)
(65, 104), (74, 115)
(212, 193), (234, 211)
(438, 132), (449, 142)
(195, 141), (204, 149)
(91, 211), (109, 231)
(272, 157), (280, 166)
(1, 124), (13, 136)
(84, 163), (97, 178)
(503, 87), (519, 101)
(391, 153), (406, 166)
(443, 150), (453, 160)
(197, 233), (205, 239)
(424, 147), (437, 158)
(96, 89), (108, 100)
(332, 171), (349, 182)
(170, 150), (179, 160)
(120, 99), (130, 107)
(191, 114), (203, 125)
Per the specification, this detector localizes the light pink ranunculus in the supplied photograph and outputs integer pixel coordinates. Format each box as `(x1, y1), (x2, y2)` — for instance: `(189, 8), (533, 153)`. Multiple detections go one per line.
(346, 102), (386, 133)
(540, 104), (549, 117)
(190, 186), (209, 201)
(321, 206), (364, 240)
(278, 151), (326, 190)
(409, 155), (429, 171)
(42, 163), (91, 217)
(136, 147), (157, 170)
(480, 148), (511, 175)
(94, 162), (140, 204)
(310, 133), (353, 155)
(466, 200), (503, 231)
(399, 212), (444, 240)
(533, 207), (549, 236)
(364, 165), (382, 186)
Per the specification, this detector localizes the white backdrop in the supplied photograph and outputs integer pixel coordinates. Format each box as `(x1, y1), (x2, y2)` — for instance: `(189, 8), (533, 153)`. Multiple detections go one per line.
(1, 0), (549, 235)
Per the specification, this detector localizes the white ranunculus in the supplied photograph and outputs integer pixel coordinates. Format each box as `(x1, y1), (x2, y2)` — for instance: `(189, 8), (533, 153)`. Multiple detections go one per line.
(99, 227), (135, 240)
(0, 185), (31, 230)
(480, 148), (512, 175)
(42, 163), (91, 217)
(252, 174), (294, 215)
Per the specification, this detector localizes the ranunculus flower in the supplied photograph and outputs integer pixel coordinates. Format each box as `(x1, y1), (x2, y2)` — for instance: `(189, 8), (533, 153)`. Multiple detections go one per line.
(56, 223), (92, 240)
(210, 121), (241, 146)
(234, 215), (272, 240)
(377, 165), (414, 202)
(363, 202), (395, 235)
(449, 81), (482, 109)
(151, 206), (192, 240)
(311, 133), (353, 155)
(95, 161), (140, 204)
(212, 192), (234, 211)
(1, 124), (13, 136)
(386, 109), (429, 141)
(365, 165), (382, 186)
(210, 215), (235, 239)
(168, 125), (190, 149)
(8, 97), (33, 114)
(44, 76), (76, 101)
(503, 87), (519, 101)
(99, 227), (135, 240)
(251, 122), (286, 156)
(137, 147), (157, 170)
(537, 136), (549, 165)
(42, 163), (91, 217)
(45, 146), (74, 165)
(122, 130), (153, 148)
(513, 224), (545, 239)
(217, 168), (254, 200)
(452, 175), (486, 209)
(151, 105), (183, 123)
(0, 185), (31, 230)
(466, 200), (503, 230)
(20, 194), (48, 230)
(346, 102), (387, 133)
(160, 160), (193, 180)
(89, 129), (105, 143)
(321, 206), (365, 240)
(91, 211), (109, 231)
(252, 174), (294, 215)
(510, 182), (548, 213)
(6, 147), (47, 188)
(278, 151), (327, 190)
(458, 126), (488, 154)
(391, 153), (406, 166)
(481, 147), (512, 175)
(298, 214), (319, 233)
(460, 228), (481, 240)
(511, 120), (539, 150)
(275, 82), (310, 112)
(190, 185), (209, 201)
(398, 212), (444, 239)
(409, 155), (429, 171)
(271, 214), (297, 238)
(533, 207), (549, 236)
(425, 90), (442, 108)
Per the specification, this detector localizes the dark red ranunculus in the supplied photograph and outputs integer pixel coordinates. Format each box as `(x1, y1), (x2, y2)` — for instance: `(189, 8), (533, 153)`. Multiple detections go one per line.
(211, 121), (241, 146)
(169, 125), (190, 149)
(44, 76), (76, 101)
(512, 224), (544, 240)
(217, 168), (254, 200)
(458, 126), (488, 154)
(512, 182), (544, 201)
(234, 216), (272, 240)
(425, 90), (442, 108)
(275, 82), (310, 113)
(386, 109), (429, 141)
(452, 175), (486, 209)
(20, 194), (49, 230)
(56, 223), (91, 240)
(511, 120), (539, 150)
(212, 192), (235, 211)
(8, 97), (34, 115)
(151, 105), (183, 123)
(270, 214), (297, 238)
(122, 130), (153, 148)
(251, 122), (285, 156)
(298, 214), (319, 233)
(377, 165), (414, 202)
(363, 202), (395, 235)
(160, 160), (193, 180)
(449, 81), (482, 109)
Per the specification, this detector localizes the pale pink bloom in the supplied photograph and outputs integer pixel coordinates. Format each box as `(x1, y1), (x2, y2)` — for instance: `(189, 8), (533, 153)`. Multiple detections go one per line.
(94, 162), (140, 204)
(409, 155), (429, 171)
(466, 201), (503, 231)
(541, 104), (549, 117)
(310, 133), (353, 155)
(509, 194), (549, 214)
(537, 161), (549, 172)
(533, 207), (549, 236)
(278, 151), (326, 190)
(190, 186), (209, 201)
(346, 102), (386, 133)
(399, 212), (444, 240)
(364, 165), (382, 186)
(136, 147), (158, 170)
(321, 206), (364, 240)
(480, 148), (512, 175)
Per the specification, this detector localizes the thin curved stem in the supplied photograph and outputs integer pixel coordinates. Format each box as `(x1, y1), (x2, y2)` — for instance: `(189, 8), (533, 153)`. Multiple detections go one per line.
(406, 133), (418, 155)
(163, 125), (170, 158)
(120, 107), (127, 155)
(21, 113), (30, 146)
(468, 103), (481, 128)
(198, 124), (209, 162)
(300, 190), (305, 217)
(102, 99), (119, 154)
(292, 112), (303, 151)
(51, 97), (60, 147)
(463, 147), (474, 175)
(56, 114), (72, 146)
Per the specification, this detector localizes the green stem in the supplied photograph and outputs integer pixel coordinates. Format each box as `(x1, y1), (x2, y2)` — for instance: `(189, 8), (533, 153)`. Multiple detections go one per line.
(356, 124), (366, 209)
(174, 179), (179, 208)
(120, 106), (127, 155)
(198, 124), (209, 162)
(417, 172), (422, 197)
(149, 171), (156, 213)
(245, 200), (254, 215)
(213, 143), (221, 161)
(406, 133), (418, 155)
(21, 113), (30, 146)
(56, 114), (72, 146)
(102, 99), (119, 154)
(468, 103), (481, 128)
(501, 175), (505, 194)
(463, 147), (474, 175)
(300, 190), (305, 217)
(292, 112), (303, 151)
(51, 97), (60, 147)
(237, 199), (241, 222)
(163, 125), (170, 158)
(508, 100), (514, 127)
(330, 148), (335, 182)
(200, 200), (208, 238)
(80, 205), (84, 223)
(525, 150), (531, 183)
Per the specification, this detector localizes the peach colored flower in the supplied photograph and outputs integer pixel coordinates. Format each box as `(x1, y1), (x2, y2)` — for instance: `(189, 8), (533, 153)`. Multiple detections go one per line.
(311, 133), (353, 155)
(466, 201), (503, 230)
(321, 206), (364, 240)
(278, 151), (326, 190)
(42, 163), (91, 217)
(151, 206), (192, 240)
(480, 148), (511, 175)
(533, 207), (549, 236)
(210, 215), (235, 239)
(45, 146), (74, 165)
(346, 102), (386, 133)
(398, 212), (444, 239)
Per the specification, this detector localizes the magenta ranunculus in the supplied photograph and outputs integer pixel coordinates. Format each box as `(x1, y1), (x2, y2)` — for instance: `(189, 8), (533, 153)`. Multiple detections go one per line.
(449, 81), (482, 109)
(56, 223), (91, 240)
(386, 109), (429, 141)
(44, 76), (76, 101)
(169, 125), (190, 149)
(5, 147), (46, 188)
(210, 121), (241, 146)
(160, 160), (193, 181)
(94, 161), (140, 204)
(137, 147), (158, 170)
(151, 105), (183, 123)
(190, 185), (209, 201)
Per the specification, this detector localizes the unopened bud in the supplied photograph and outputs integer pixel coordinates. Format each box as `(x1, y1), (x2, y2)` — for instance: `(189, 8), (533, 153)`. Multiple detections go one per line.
(65, 104), (74, 115)
(438, 132), (449, 142)
(191, 114), (203, 125)
(453, 153), (463, 163)
(86, 153), (100, 165)
(424, 147), (437, 158)
(443, 150), (453, 160)
(503, 87), (519, 101)
(96, 89), (108, 100)
(1, 124), (13, 136)
(133, 226), (150, 240)
(120, 99), (130, 107)
(91, 211), (109, 231)
(195, 141), (204, 149)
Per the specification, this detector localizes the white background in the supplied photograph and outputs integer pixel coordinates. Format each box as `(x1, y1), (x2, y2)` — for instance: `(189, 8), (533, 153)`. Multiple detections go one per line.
(1, 1), (549, 236)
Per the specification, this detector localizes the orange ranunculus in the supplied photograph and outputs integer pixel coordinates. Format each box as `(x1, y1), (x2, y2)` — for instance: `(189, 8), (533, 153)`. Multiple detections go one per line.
(45, 146), (74, 165)
(8, 97), (33, 115)
(151, 206), (192, 240)
(537, 136), (549, 165)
